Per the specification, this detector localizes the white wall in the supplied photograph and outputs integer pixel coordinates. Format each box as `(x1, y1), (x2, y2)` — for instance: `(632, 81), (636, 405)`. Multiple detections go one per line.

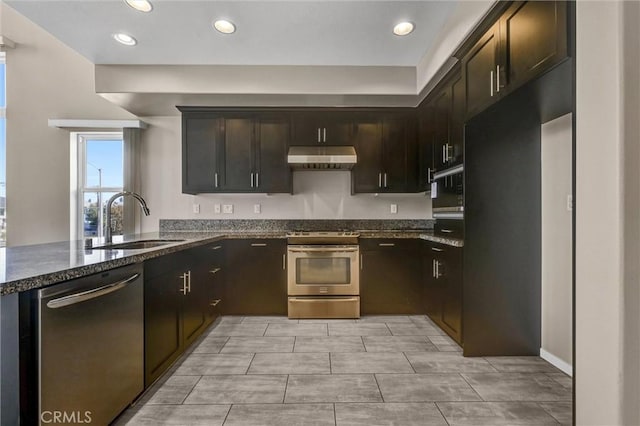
(0, 4), (134, 246)
(138, 116), (431, 233)
(540, 113), (572, 374)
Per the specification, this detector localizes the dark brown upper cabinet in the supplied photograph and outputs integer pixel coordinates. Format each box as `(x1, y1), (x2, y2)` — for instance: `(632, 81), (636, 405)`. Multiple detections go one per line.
(417, 102), (434, 192)
(180, 109), (291, 194)
(182, 115), (223, 194)
(292, 111), (354, 145)
(351, 112), (417, 194)
(462, 1), (568, 118)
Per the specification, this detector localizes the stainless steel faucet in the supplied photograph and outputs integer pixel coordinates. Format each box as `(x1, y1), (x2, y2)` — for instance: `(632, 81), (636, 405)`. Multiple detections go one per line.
(104, 191), (151, 244)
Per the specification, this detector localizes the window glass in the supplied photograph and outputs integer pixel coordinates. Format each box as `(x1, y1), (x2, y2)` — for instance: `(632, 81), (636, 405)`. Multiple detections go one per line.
(85, 139), (123, 188)
(0, 62), (5, 107)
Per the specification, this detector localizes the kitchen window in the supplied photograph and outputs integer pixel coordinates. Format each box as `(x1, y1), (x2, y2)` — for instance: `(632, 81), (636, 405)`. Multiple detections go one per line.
(0, 52), (6, 247)
(76, 133), (124, 239)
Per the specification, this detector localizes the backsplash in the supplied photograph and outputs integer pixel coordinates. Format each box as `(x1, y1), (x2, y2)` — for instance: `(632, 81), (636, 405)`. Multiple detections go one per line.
(160, 219), (435, 232)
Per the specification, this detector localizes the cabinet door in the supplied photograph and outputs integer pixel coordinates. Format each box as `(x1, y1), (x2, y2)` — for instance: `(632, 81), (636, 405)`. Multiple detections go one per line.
(464, 22), (501, 117)
(256, 115), (292, 193)
(221, 117), (255, 191)
(292, 112), (353, 146)
(381, 115), (410, 192)
(144, 257), (184, 387)
(417, 102), (434, 191)
(361, 240), (422, 314)
(182, 117), (222, 194)
(502, 1), (567, 90)
(449, 74), (465, 167)
(224, 239), (287, 315)
(432, 87), (451, 171)
(351, 115), (383, 193)
(423, 243), (443, 321)
(441, 247), (463, 343)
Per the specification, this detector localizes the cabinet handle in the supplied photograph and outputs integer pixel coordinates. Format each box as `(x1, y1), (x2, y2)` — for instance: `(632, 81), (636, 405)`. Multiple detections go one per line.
(378, 243), (395, 247)
(360, 254), (363, 270)
(323, 127), (327, 143)
(431, 247), (444, 252)
(256, 172), (259, 188)
(427, 167), (432, 184)
(214, 172), (219, 188)
(442, 145), (446, 163)
(283, 254), (286, 270)
(251, 243), (267, 247)
(435, 261), (441, 278)
(187, 271), (191, 293)
(441, 229), (454, 234)
(317, 128), (321, 143)
(179, 272), (188, 295)
(490, 70), (494, 97)
(210, 268), (221, 274)
(250, 172), (254, 188)
(378, 172), (382, 188)
(496, 65), (501, 93)
(432, 259), (437, 278)
(211, 245), (222, 250)
(210, 299), (221, 307)
(384, 173), (388, 188)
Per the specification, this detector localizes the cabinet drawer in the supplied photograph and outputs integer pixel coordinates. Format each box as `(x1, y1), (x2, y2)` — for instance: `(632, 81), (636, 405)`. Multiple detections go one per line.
(360, 238), (421, 251)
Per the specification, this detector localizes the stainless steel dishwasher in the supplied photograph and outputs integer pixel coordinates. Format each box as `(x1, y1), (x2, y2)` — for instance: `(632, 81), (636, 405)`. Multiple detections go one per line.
(37, 264), (144, 426)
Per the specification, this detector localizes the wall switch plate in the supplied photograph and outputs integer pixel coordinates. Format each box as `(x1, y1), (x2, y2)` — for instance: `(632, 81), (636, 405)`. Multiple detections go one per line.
(390, 204), (398, 214)
(254, 204), (261, 214)
(567, 194), (573, 212)
(214, 204), (221, 214)
(192, 204), (200, 214)
(223, 204), (233, 214)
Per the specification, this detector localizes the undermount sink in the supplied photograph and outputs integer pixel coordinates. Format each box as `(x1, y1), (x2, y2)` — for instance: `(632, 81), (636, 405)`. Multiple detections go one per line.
(92, 239), (185, 250)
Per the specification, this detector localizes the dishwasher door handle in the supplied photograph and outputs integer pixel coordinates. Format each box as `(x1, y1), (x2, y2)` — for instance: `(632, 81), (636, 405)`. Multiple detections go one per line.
(46, 273), (141, 309)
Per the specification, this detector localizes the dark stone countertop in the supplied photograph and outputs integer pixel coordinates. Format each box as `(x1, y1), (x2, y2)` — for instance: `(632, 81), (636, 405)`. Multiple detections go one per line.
(0, 229), (461, 296)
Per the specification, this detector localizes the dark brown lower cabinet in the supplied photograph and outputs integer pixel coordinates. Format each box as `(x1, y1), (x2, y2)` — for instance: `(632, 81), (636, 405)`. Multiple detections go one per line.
(423, 241), (463, 344)
(360, 239), (423, 315)
(223, 239), (287, 315)
(144, 242), (224, 386)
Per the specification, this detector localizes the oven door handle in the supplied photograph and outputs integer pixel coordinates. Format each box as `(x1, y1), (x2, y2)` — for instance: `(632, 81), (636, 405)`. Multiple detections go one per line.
(287, 247), (359, 253)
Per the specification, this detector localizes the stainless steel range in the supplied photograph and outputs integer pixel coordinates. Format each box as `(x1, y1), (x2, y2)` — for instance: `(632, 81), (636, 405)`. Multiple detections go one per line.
(287, 231), (360, 319)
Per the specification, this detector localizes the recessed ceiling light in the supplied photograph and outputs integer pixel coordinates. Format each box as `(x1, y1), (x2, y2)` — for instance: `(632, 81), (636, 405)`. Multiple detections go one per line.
(113, 33), (137, 46)
(213, 19), (236, 34)
(393, 21), (415, 36)
(124, 0), (153, 13)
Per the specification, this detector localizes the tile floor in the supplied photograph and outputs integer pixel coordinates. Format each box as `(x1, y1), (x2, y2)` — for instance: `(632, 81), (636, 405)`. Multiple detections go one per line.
(115, 315), (573, 425)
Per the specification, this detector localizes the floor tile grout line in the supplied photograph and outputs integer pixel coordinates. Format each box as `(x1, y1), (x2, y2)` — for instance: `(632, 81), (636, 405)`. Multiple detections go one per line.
(535, 401), (567, 425)
(283, 374), (290, 404)
(179, 374), (204, 405)
(434, 401), (453, 426)
(372, 373), (385, 403)
(221, 403), (233, 426)
(245, 353), (257, 375)
(402, 351), (418, 374)
(458, 372), (487, 402)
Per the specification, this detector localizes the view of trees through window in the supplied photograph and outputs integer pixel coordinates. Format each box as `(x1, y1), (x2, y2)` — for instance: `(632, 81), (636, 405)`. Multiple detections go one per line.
(80, 136), (124, 239)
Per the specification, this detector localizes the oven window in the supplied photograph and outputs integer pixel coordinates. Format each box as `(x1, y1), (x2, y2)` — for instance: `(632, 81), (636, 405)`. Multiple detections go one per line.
(296, 258), (351, 284)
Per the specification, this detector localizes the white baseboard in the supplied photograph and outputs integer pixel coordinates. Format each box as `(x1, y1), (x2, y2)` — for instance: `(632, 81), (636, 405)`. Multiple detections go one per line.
(540, 348), (573, 376)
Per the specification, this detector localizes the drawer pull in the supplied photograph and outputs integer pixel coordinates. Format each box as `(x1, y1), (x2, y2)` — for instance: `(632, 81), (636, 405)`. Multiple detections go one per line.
(378, 243), (395, 247)
(211, 245), (222, 250)
(251, 243), (267, 247)
(440, 229), (454, 234)
(431, 247), (444, 252)
(210, 299), (221, 307)
(209, 268), (221, 274)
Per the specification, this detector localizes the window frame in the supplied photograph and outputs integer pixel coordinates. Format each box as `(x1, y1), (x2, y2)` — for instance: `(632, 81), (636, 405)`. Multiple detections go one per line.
(0, 52), (6, 246)
(76, 132), (124, 240)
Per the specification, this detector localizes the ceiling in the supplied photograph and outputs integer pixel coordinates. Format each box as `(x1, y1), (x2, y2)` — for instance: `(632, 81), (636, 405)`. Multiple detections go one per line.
(5, 0), (458, 67)
(4, 0), (494, 115)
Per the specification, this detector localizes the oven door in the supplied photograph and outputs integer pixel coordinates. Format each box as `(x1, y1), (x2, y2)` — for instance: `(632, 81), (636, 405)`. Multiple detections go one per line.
(287, 245), (359, 296)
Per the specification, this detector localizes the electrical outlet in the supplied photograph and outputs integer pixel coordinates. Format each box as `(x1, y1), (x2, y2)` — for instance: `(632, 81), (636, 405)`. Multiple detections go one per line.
(567, 194), (573, 212)
(192, 204), (200, 214)
(214, 204), (221, 214)
(254, 204), (261, 214)
(223, 204), (233, 214)
(390, 204), (398, 214)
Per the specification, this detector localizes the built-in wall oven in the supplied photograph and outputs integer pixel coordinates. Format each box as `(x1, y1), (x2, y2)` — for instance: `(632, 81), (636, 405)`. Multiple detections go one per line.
(287, 232), (360, 319)
(431, 164), (464, 220)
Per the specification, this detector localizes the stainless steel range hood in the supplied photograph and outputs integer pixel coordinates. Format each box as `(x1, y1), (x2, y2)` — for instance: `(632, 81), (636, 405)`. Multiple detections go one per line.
(287, 146), (357, 170)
